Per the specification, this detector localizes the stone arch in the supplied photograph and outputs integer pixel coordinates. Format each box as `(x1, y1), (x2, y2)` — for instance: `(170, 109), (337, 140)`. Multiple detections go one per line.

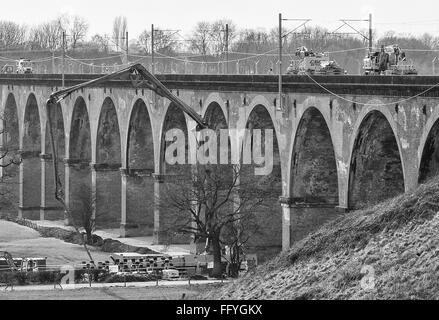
(1, 93), (20, 214)
(158, 102), (190, 244)
(348, 110), (405, 209)
(42, 103), (65, 220)
(289, 106), (339, 243)
(67, 96), (92, 223)
(286, 97), (340, 195)
(96, 97), (121, 164)
(127, 98), (154, 170)
(2, 93), (20, 151)
(290, 106), (338, 203)
(20, 93), (42, 219)
(122, 98), (155, 236)
(418, 116), (439, 183)
(23, 93), (41, 153)
(204, 101), (228, 129)
(245, 95), (277, 130)
(204, 101), (229, 163)
(45, 103), (65, 158)
(241, 103), (282, 262)
(201, 93), (228, 123)
(160, 102), (189, 175)
(417, 105), (439, 183)
(94, 97), (121, 228)
(69, 97), (91, 160)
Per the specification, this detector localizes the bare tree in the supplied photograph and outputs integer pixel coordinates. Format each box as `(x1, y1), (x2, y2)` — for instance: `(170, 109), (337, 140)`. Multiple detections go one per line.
(154, 29), (179, 54)
(0, 113), (21, 212)
(28, 17), (66, 50)
(90, 34), (110, 53)
(71, 183), (97, 245)
(137, 28), (179, 55)
(189, 21), (211, 57)
(137, 30), (151, 54)
(221, 215), (259, 277)
(209, 19), (236, 56)
(69, 15), (89, 50)
(233, 28), (271, 53)
(159, 164), (271, 278)
(112, 16), (127, 52)
(0, 21), (27, 49)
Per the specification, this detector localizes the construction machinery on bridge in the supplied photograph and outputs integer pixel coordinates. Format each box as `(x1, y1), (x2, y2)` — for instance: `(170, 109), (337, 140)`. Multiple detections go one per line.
(1, 64), (15, 74)
(285, 44), (418, 76)
(363, 44), (418, 75)
(286, 46), (346, 75)
(1, 58), (33, 74)
(16, 58), (33, 74)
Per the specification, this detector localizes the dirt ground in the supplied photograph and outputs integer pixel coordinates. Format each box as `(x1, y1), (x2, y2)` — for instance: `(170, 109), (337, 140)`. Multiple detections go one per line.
(0, 220), (110, 266)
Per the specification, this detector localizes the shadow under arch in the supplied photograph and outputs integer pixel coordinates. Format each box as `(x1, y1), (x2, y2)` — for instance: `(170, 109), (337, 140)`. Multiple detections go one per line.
(43, 103), (65, 220)
(123, 98), (155, 236)
(348, 110), (405, 209)
(289, 106), (340, 243)
(1, 93), (20, 215)
(94, 97), (121, 228)
(160, 102), (189, 175)
(158, 102), (190, 244)
(419, 117), (439, 183)
(241, 104), (282, 262)
(67, 96), (92, 225)
(20, 93), (42, 219)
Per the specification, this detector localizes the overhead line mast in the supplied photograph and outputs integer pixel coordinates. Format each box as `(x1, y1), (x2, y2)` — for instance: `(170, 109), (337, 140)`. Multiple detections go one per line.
(278, 14), (312, 112)
(327, 14), (373, 53)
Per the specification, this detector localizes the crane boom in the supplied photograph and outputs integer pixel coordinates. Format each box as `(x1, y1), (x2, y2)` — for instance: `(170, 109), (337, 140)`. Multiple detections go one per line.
(2, 251), (18, 271)
(48, 63), (207, 129)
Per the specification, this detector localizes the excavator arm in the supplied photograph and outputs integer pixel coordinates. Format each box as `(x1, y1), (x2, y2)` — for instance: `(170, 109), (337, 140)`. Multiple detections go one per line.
(2, 251), (18, 272)
(47, 63), (207, 129)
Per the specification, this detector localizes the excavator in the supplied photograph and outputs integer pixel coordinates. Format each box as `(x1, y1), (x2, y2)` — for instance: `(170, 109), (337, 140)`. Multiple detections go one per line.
(362, 44), (418, 75)
(286, 46), (346, 75)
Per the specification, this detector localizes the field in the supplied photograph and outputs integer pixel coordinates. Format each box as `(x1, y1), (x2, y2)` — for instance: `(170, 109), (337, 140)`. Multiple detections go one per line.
(0, 284), (214, 300)
(0, 219), (110, 266)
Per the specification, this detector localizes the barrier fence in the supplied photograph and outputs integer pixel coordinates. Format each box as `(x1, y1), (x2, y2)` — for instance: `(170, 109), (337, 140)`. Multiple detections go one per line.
(0, 47), (374, 75)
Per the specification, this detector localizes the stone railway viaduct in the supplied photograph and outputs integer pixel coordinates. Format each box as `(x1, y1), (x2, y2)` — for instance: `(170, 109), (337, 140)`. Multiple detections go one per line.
(1, 73), (439, 261)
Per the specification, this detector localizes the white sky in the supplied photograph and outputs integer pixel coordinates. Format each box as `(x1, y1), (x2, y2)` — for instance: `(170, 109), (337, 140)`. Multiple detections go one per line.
(1, 0), (439, 40)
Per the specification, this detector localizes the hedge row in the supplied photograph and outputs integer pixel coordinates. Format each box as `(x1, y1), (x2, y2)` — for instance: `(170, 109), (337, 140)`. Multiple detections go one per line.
(0, 270), (158, 286)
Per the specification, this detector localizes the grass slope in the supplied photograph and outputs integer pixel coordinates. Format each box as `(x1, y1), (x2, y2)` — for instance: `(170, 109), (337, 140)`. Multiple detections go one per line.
(205, 177), (439, 300)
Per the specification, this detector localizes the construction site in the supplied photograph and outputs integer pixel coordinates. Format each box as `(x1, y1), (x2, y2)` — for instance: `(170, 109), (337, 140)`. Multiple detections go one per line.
(1, 1), (439, 305)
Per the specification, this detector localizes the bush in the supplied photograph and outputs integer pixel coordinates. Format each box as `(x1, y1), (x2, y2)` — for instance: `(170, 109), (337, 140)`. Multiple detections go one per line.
(0, 271), (65, 285)
(74, 269), (109, 283)
(26, 271), (60, 284)
(189, 274), (208, 280)
(0, 272), (17, 285)
(104, 273), (157, 283)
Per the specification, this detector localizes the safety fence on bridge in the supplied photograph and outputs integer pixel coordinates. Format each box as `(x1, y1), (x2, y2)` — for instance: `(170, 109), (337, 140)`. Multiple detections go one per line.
(0, 47), (373, 75)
